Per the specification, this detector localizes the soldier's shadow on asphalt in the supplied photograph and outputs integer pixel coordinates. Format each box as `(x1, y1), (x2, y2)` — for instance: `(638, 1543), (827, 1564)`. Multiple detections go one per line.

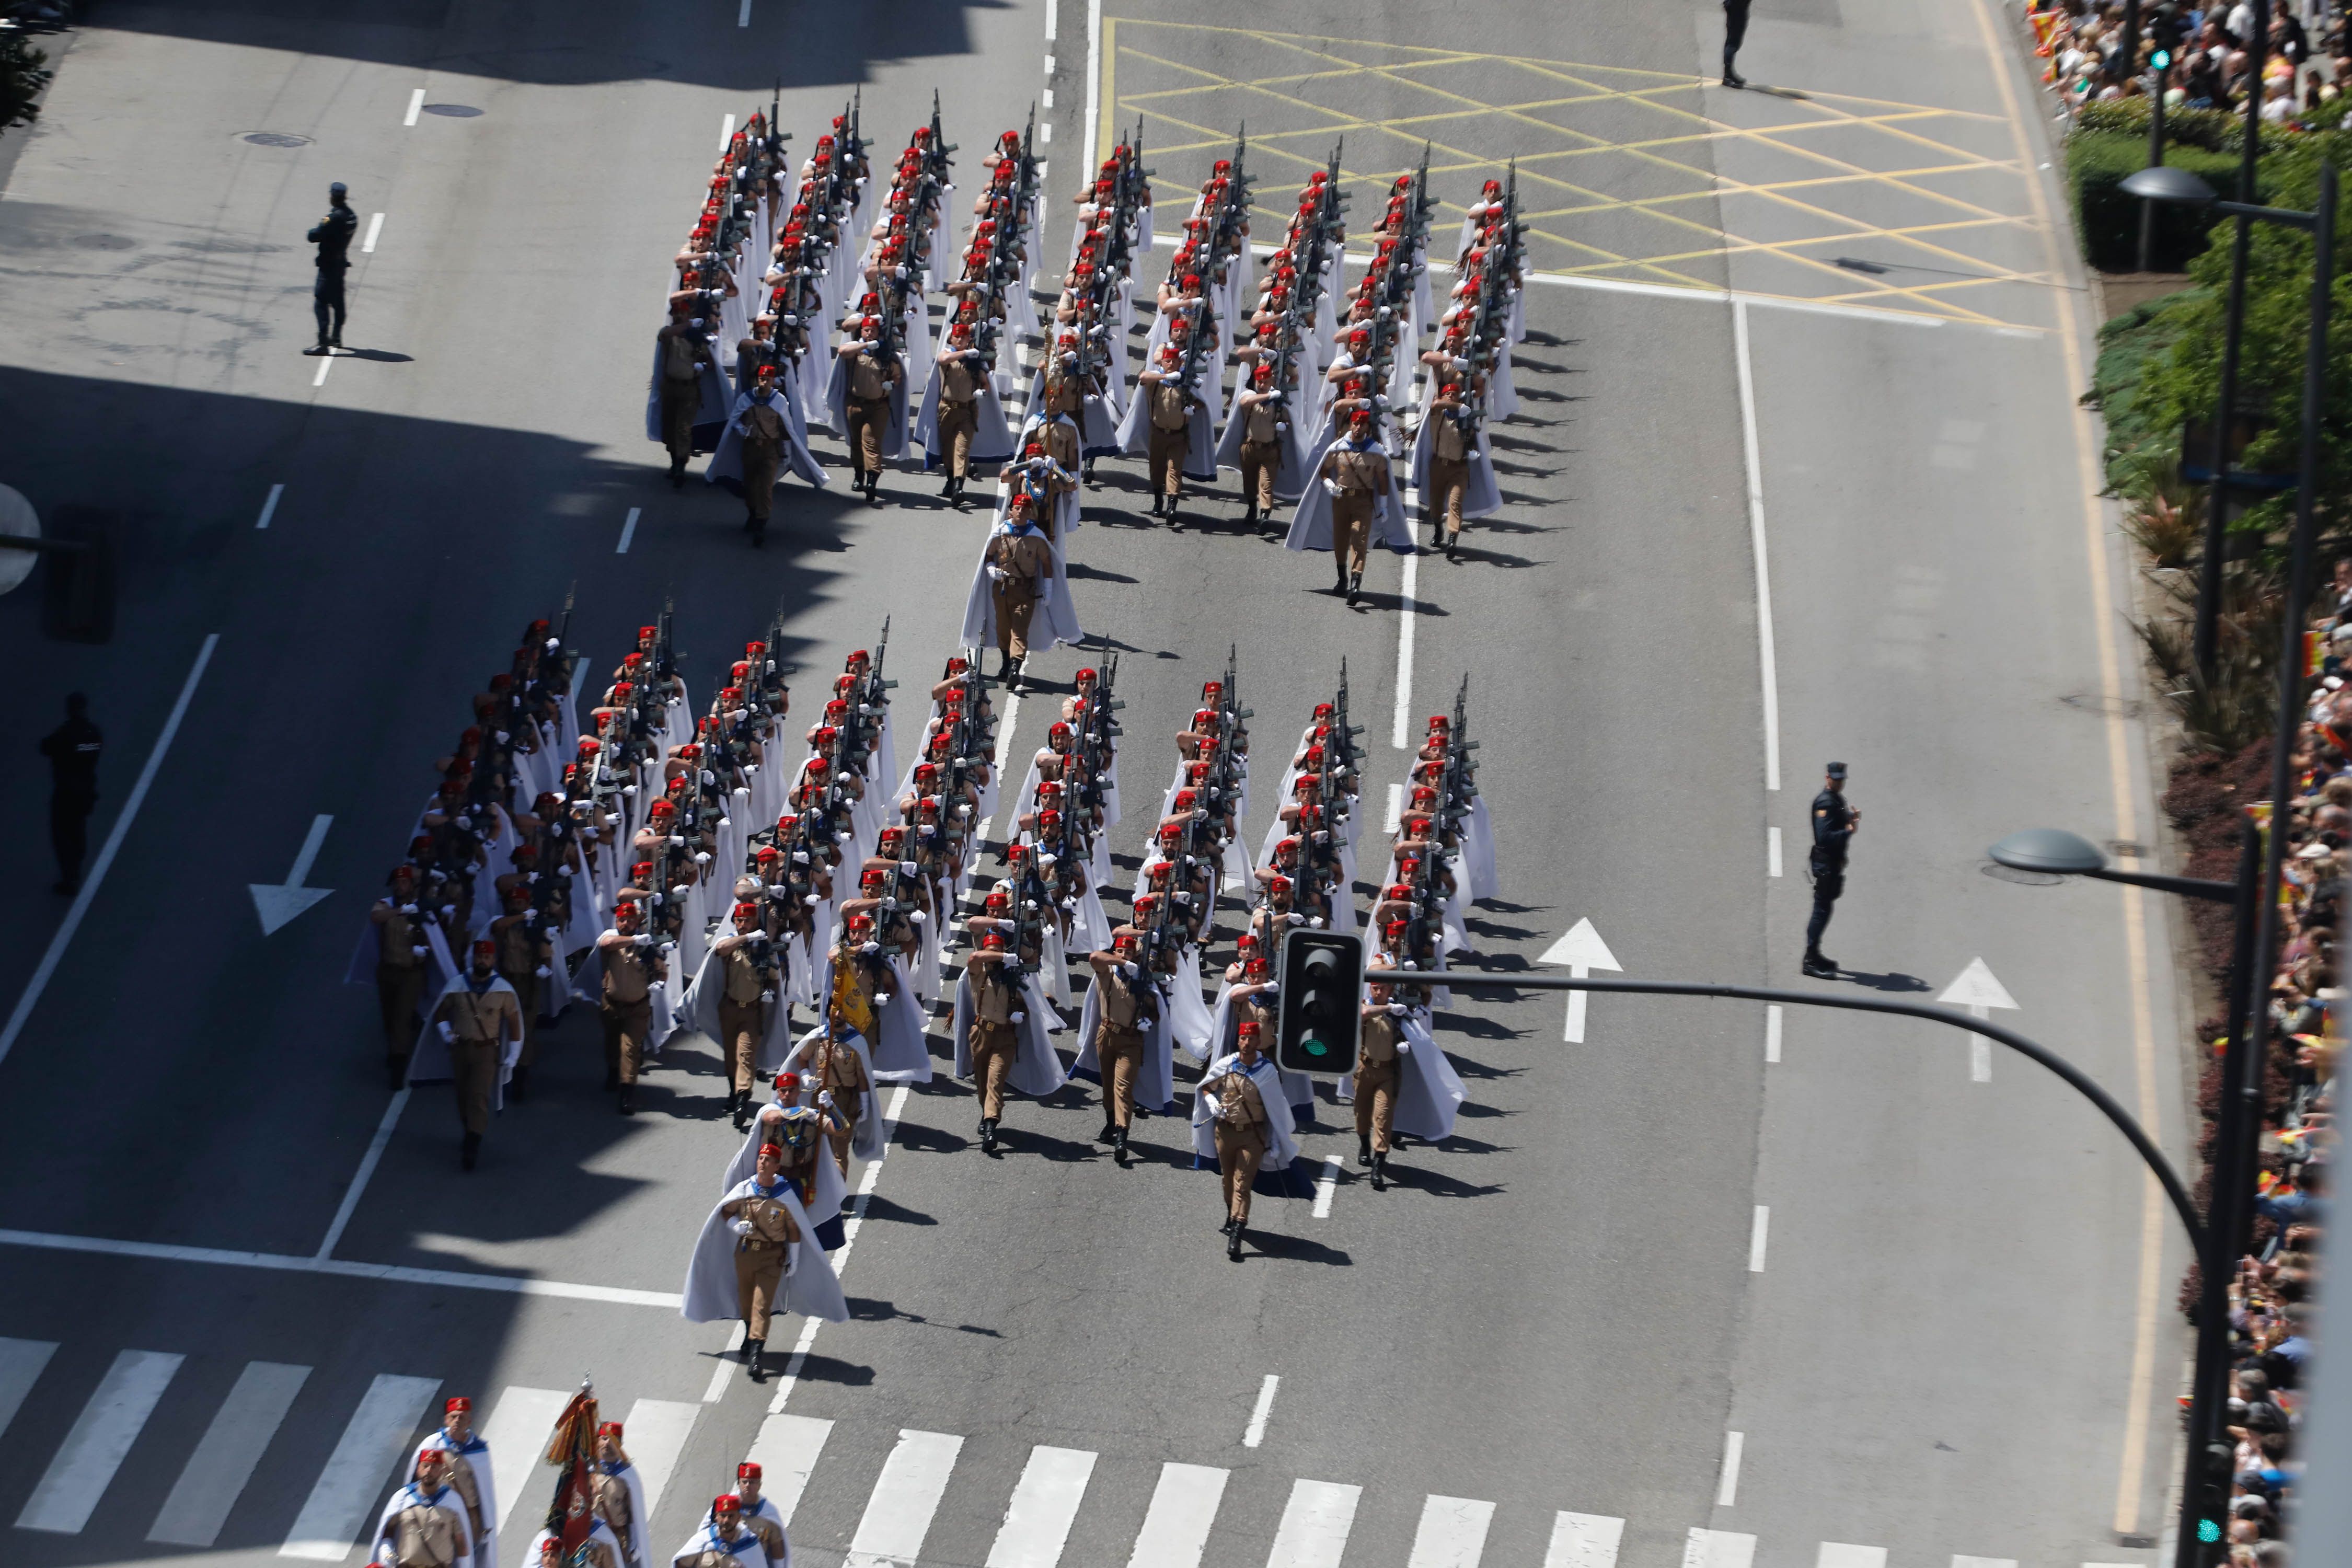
(1245, 1231), (1353, 1265)
(1380, 1163), (1505, 1201)
(791, 1352), (878, 1388)
(858, 1194), (936, 1226)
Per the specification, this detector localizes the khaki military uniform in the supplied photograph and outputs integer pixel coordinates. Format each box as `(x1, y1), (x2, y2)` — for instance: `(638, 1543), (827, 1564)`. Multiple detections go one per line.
(1426, 414), (1470, 540)
(602, 940), (658, 1087)
(937, 356), (979, 474)
(594, 1471), (635, 1553)
(1327, 441), (1388, 575)
(987, 531), (1055, 659)
(659, 330), (707, 464)
(740, 397), (788, 522)
(491, 913), (545, 1067)
(1205, 1065), (1271, 1223)
(429, 982), (521, 1136)
(845, 351), (894, 472)
(381, 1488), (467, 1568)
(806, 1034), (870, 1174)
(742, 1511), (787, 1565)
(677, 1544), (753, 1568)
(718, 941), (769, 1094)
(1355, 1009), (1403, 1154)
(967, 953), (1020, 1119)
(1239, 398), (1284, 512)
(1147, 379), (1191, 498)
(728, 1180), (801, 1338)
(1093, 964), (1151, 1130)
(376, 903), (427, 1063)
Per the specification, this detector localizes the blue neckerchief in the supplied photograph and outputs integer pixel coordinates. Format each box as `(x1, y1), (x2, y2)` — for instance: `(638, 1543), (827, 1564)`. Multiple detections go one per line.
(466, 971), (496, 996)
(404, 1481), (451, 1508)
(435, 1428), (488, 1455)
(752, 1177), (785, 1198)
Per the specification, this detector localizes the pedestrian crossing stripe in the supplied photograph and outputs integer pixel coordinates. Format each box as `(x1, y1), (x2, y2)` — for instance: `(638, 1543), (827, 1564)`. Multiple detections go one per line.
(0, 1344), (2101, 1568)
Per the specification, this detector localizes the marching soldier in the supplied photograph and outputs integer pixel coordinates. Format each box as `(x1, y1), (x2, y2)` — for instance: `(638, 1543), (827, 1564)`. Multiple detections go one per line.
(1803, 762), (1856, 978)
(984, 495), (1055, 689)
(1138, 343), (1198, 523)
(671, 1495), (766, 1568)
(786, 1011), (872, 1177)
(369, 1447), (471, 1568)
(1422, 377), (1475, 558)
(719, 1139), (802, 1382)
(372, 865), (431, 1091)
(596, 1422), (650, 1568)
(426, 940), (522, 1172)
(965, 928), (1023, 1152)
(1356, 975), (1412, 1189)
(1317, 406), (1389, 604)
(1197, 1020), (1276, 1259)
(656, 307), (718, 488)
(709, 901), (776, 1129)
(730, 364), (790, 545)
(417, 1398), (496, 1568)
(933, 322), (983, 506)
(488, 887), (552, 1103)
(731, 1463), (790, 1566)
(1087, 932), (1157, 1163)
(836, 316), (903, 505)
(1233, 364), (1286, 530)
(598, 900), (667, 1116)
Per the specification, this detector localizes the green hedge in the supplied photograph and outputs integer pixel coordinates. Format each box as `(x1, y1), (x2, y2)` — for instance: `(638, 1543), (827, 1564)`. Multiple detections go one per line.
(2069, 130), (2254, 272)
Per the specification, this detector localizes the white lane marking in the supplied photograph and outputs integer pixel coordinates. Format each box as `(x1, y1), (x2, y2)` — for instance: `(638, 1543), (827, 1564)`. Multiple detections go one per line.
(0, 633), (217, 1069)
(617, 506), (641, 554)
(738, 0), (752, 24)
(1748, 1206), (1769, 1272)
(719, 113), (736, 151)
(1039, 122), (1052, 143)
(1311, 1153), (1342, 1218)
(702, 1324), (743, 1402)
(770, 1086), (909, 1412)
(362, 213), (384, 253)
(316, 1087), (408, 1260)
(483, 1386), (570, 1531)
(1406, 1494), (1494, 1568)
(1043, 89), (1055, 109)
(256, 482), (285, 529)
(1949, 1559), (2017, 1568)
(844, 1428), (963, 1567)
(1081, 0), (1102, 175)
(0, 1227), (681, 1307)
(746, 1413), (832, 1526)
(1044, 0), (1057, 44)
(1127, 1463), (1227, 1568)
(1815, 1547), (1887, 1568)
(280, 1373), (441, 1558)
(1391, 547), (1419, 749)
(1766, 825), (1781, 878)
(1684, 1531), (1758, 1568)
(1731, 299), (1781, 792)
(1384, 782), (1403, 834)
(1765, 1005), (1782, 1065)
(403, 88), (425, 126)
(1265, 1478), (1359, 1568)
(1970, 1037), (1992, 1082)
(985, 1444), (1097, 1568)
(0, 1338), (59, 1441)
(1543, 1512), (1624, 1568)
(252, 812), (335, 935)
(1241, 1374), (1279, 1448)
(314, 352), (333, 388)
(17, 1350), (185, 1532)
(1713, 1431), (1744, 1508)
(1036, 160), (1048, 181)
(622, 1398), (700, 1519)
(148, 1361), (313, 1546)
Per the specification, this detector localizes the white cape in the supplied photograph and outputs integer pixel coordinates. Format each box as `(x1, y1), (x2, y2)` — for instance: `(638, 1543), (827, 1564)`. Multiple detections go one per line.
(679, 1178), (849, 1327)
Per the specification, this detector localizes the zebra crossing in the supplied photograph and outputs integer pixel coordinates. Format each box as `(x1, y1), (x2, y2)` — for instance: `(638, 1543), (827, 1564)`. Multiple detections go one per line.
(0, 1337), (2104, 1568)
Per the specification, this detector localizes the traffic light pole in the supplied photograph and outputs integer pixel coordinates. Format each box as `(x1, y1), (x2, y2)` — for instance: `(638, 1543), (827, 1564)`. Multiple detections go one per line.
(1374, 970), (2201, 1248)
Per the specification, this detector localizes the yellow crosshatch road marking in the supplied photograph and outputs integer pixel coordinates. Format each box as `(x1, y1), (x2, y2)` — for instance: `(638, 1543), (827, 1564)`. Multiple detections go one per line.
(1095, 16), (2048, 328)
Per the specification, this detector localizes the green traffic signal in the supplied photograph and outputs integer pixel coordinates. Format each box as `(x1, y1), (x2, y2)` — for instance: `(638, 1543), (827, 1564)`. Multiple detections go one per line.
(2196, 1519), (2221, 1545)
(2153, 48), (2173, 70)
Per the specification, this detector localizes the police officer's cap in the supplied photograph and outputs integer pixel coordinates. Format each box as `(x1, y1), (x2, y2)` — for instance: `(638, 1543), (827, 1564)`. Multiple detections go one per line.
(1825, 761), (1848, 779)
(329, 181), (348, 197)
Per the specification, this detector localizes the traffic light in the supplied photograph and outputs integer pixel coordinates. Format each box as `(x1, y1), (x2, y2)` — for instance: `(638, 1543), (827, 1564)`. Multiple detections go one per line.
(2190, 1439), (2233, 1561)
(1275, 928), (1364, 1074)
(2152, 47), (2173, 71)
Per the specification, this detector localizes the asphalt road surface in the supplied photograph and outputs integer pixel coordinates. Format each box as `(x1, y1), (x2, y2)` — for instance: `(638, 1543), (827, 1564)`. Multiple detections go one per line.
(0, 2), (2190, 1566)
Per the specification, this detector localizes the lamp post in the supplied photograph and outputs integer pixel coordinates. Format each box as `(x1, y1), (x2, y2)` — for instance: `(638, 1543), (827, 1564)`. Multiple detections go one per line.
(2137, 46), (2175, 274)
(2187, 0), (2270, 682)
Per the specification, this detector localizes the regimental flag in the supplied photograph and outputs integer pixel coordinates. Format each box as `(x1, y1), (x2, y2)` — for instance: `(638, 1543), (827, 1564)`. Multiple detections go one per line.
(831, 953), (876, 1039)
(540, 1386), (601, 1560)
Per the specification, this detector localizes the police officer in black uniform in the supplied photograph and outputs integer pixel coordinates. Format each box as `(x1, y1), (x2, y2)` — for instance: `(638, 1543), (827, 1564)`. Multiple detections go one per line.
(41, 692), (102, 894)
(305, 181), (359, 355)
(1803, 761), (1857, 978)
(1722, 0), (1754, 88)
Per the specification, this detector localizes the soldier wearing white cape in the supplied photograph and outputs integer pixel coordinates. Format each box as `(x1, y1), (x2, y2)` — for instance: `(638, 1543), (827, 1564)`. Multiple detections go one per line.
(949, 935), (1069, 1150)
(408, 942), (524, 1171)
(1284, 406), (1414, 589)
(370, 1448), (474, 1568)
(1408, 384), (1502, 556)
(718, 1462), (793, 1568)
(416, 1397), (496, 1568)
(1340, 969), (1466, 1188)
(708, 372), (827, 505)
(727, 1095), (851, 1251)
(1190, 1025), (1301, 1259)
(681, 1146), (849, 1383)
(778, 1022), (889, 1173)
(594, 1421), (650, 1568)
(668, 1497), (769, 1568)
(525, 1520), (627, 1568)
(958, 499), (1083, 668)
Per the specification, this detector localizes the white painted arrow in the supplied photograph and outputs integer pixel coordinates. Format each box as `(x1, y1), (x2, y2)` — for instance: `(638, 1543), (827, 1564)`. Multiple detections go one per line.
(1539, 917), (1621, 1042)
(1936, 955), (2017, 1082)
(250, 814), (335, 935)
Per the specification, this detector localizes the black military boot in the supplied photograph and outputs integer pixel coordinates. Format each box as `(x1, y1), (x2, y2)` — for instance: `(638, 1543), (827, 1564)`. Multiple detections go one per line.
(388, 1054), (410, 1092)
(668, 456), (687, 490)
(867, 471), (884, 507)
(1347, 568), (1364, 604)
(953, 476), (970, 511)
(744, 1338), (766, 1382)
(1006, 656), (1024, 693)
(1802, 948), (1836, 978)
(509, 1066), (529, 1104)
(1357, 1136), (1374, 1168)
(617, 1084), (637, 1116)
(940, 471), (959, 498)
(1722, 50), (1746, 89)
(1097, 1119), (1119, 1145)
(1371, 1151), (1389, 1192)
(460, 1132), (481, 1172)
(980, 1117), (999, 1152)
(1227, 1222), (1244, 1260)
(1150, 493), (1165, 517)
(1220, 1214), (1238, 1236)
(1113, 1127), (1129, 1167)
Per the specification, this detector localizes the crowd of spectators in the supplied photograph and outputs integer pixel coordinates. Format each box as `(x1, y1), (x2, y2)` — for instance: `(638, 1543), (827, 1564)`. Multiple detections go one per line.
(2030, 1), (2352, 123)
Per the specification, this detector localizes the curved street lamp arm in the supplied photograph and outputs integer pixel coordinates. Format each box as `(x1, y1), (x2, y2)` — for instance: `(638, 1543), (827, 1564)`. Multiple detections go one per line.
(1379, 970), (2204, 1249)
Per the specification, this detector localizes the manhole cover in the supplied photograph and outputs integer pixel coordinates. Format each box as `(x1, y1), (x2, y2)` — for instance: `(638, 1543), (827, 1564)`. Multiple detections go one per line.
(421, 103), (482, 117)
(76, 234), (136, 250)
(240, 131), (312, 147)
(1980, 861), (2065, 887)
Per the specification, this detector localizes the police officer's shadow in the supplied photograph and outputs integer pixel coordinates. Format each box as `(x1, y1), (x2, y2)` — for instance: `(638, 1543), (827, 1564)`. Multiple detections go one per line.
(322, 347), (414, 363)
(1819, 966), (1930, 993)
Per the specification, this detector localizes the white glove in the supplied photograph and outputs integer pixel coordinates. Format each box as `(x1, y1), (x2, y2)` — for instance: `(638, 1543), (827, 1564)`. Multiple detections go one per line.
(861, 940), (881, 954)
(411, 945), (428, 958)
(1387, 1002), (1406, 1015)
(437, 1021), (456, 1043)
(399, 903), (419, 915)
(818, 1090), (834, 1108)
(1397, 1040), (1412, 1054)
(1010, 1010), (1027, 1022)
(1309, 916), (1325, 928)
(1285, 912), (1304, 926)
(910, 909), (928, 924)
(632, 932), (653, 947)
(535, 964), (551, 977)
(1121, 961), (1139, 979)
(874, 992), (893, 1005)
(730, 1218), (754, 1236)
(695, 852), (712, 864)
